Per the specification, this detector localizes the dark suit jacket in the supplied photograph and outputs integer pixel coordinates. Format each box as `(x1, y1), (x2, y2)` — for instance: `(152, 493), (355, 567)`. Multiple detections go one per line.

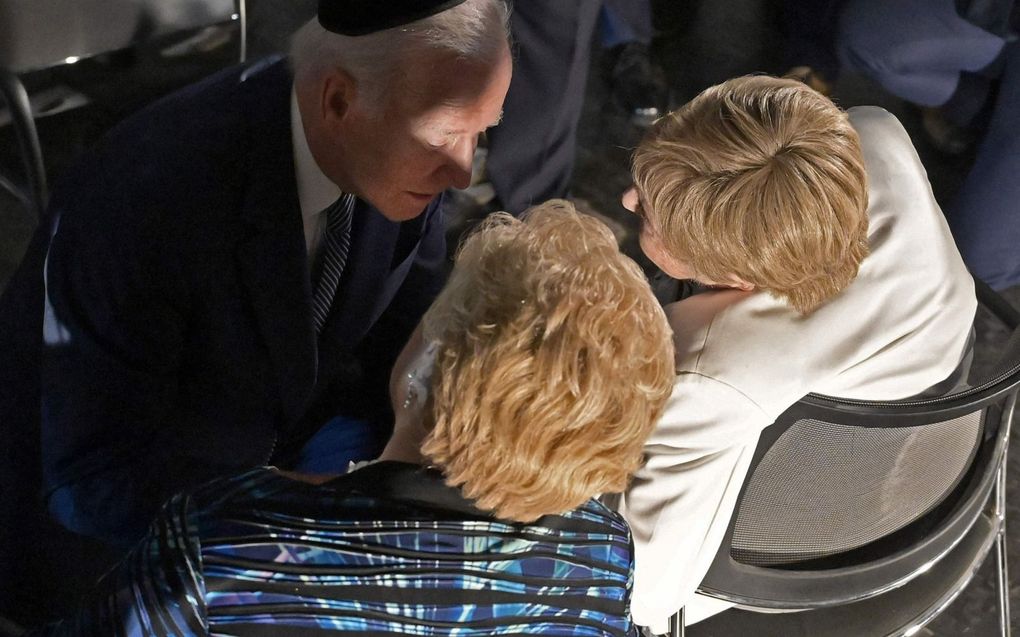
(34, 56), (446, 544)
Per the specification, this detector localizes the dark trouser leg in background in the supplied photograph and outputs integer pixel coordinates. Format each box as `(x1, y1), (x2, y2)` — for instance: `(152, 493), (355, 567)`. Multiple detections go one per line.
(836, 0), (1005, 109)
(836, 0), (1020, 288)
(601, 0), (654, 48)
(486, 0), (601, 215)
(949, 42), (1020, 289)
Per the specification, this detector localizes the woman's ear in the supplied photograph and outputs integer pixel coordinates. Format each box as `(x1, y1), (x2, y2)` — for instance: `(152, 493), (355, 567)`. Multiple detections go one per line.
(727, 275), (756, 292)
(389, 323), (425, 411)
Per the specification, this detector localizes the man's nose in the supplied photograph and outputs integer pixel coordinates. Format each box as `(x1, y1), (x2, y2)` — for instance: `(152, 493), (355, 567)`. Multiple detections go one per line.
(443, 139), (475, 190)
(621, 187), (639, 213)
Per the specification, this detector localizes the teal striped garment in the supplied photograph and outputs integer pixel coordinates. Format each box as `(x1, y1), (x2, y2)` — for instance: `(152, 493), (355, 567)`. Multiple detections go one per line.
(44, 462), (639, 636)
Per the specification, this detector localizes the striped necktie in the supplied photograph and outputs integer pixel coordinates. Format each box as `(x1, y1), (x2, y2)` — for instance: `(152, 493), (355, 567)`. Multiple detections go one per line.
(311, 193), (355, 334)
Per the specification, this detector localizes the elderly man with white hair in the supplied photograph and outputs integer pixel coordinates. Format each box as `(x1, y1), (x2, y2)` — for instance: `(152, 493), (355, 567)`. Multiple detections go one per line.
(34, 0), (512, 547)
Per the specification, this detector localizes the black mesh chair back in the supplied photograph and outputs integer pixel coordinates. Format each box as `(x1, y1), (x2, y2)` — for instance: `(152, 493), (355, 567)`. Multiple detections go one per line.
(731, 412), (981, 567)
(676, 281), (1020, 637)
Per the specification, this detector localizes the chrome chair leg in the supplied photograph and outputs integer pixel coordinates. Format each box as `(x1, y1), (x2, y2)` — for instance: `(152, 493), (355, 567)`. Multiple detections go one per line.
(995, 451), (1011, 637)
(668, 607), (685, 637)
(235, 0), (248, 63)
(998, 531), (1011, 637)
(0, 67), (47, 222)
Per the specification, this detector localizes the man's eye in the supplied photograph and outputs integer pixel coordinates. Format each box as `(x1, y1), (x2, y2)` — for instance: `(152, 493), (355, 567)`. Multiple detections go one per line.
(427, 134), (457, 149)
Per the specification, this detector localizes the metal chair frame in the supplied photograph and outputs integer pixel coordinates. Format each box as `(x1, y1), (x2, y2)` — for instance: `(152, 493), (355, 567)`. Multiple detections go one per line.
(0, 0), (247, 223)
(668, 281), (1020, 636)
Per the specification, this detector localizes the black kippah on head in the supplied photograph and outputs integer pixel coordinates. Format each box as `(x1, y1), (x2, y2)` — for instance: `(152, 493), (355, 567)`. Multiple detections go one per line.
(319, 0), (470, 36)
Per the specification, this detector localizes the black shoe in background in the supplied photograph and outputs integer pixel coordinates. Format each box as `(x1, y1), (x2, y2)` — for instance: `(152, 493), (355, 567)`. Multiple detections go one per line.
(605, 42), (669, 128)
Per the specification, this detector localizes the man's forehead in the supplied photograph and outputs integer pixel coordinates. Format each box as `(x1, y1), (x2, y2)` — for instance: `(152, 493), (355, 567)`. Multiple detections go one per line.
(401, 47), (508, 95)
(393, 48), (510, 118)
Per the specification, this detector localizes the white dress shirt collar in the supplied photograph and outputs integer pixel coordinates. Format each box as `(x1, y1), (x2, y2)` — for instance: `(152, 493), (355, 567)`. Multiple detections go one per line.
(291, 90), (342, 259)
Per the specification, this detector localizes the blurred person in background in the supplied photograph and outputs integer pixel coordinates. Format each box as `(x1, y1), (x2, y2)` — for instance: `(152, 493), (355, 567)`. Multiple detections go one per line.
(836, 0), (1020, 289)
(481, 0), (666, 219)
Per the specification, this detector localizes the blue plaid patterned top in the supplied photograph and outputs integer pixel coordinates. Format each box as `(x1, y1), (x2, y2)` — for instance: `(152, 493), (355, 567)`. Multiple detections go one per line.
(46, 462), (639, 636)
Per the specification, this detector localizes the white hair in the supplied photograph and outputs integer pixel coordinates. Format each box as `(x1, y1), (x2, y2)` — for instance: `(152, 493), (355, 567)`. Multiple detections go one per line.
(290, 0), (511, 104)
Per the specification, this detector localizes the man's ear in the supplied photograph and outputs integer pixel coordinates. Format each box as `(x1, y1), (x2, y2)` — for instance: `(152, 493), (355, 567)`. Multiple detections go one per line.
(320, 67), (357, 132)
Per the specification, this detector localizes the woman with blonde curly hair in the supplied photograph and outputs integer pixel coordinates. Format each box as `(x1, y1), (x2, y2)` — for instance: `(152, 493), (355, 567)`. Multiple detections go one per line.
(43, 200), (674, 636)
(385, 199), (674, 522)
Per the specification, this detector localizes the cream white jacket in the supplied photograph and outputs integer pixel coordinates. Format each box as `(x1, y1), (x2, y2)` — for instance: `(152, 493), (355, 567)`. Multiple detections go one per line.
(620, 107), (978, 632)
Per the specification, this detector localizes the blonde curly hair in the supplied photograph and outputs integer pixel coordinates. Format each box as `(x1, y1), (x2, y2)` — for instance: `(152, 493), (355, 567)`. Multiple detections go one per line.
(420, 199), (675, 522)
(632, 75), (869, 314)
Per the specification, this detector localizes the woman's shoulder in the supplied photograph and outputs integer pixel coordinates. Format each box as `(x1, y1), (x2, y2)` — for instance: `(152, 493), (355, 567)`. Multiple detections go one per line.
(552, 498), (635, 545)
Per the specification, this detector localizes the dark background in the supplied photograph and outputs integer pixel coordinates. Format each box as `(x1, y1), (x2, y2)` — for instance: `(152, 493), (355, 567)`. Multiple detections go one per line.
(1, 0), (1017, 633)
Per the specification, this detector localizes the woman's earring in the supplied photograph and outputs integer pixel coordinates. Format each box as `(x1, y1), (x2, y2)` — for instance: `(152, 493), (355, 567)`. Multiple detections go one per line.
(403, 373), (419, 410)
